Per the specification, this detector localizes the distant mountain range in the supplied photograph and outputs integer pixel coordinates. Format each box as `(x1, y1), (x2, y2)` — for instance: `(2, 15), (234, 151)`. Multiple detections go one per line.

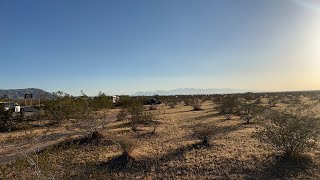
(0, 88), (54, 99)
(132, 88), (256, 96)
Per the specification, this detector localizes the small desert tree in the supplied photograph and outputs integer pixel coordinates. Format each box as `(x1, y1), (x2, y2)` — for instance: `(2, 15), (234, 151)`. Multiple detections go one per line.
(257, 104), (320, 157)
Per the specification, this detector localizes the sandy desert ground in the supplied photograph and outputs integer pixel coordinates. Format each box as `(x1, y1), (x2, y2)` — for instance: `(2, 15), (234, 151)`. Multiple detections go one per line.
(0, 100), (319, 179)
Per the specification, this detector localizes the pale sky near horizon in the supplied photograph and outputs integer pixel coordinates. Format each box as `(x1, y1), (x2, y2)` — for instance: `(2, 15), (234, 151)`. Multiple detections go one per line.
(1, 0), (320, 95)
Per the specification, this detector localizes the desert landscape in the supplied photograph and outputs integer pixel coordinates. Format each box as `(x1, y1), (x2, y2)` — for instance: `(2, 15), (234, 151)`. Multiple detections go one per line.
(2, 0), (320, 179)
(1, 92), (320, 179)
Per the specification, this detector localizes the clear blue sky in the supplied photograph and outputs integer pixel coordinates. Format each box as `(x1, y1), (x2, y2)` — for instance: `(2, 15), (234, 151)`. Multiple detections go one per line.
(1, 0), (320, 95)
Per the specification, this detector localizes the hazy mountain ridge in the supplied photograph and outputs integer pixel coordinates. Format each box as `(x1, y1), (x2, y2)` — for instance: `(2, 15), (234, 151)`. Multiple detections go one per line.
(132, 88), (254, 96)
(0, 88), (54, 99)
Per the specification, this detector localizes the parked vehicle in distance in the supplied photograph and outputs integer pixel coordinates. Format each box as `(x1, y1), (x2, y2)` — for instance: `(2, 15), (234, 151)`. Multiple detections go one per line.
(0, 102), (21, 113)
(113, 95), (120, 105)
(145, 98), (162, 105)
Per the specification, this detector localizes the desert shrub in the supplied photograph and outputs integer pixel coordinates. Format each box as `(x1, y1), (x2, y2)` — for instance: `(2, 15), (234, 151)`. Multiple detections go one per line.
(218, 96), (240, 120)
(118, 100), (155, 131)
(257, 105), (320, 157)
(117, 108), (128, 121)
(44, 92), (92, 122)
(239, 104), (264, 124)
(193, 127), (212, 146)
(183, 98), (192, 106)
(0, 108), (14, 131)
(0, 107), (23, 131)
(89, 91), (113, 111)
(268, 96), (279, 107)
(191, 98), (202, 111)
(106, 138), (136, 168)
(255, 97), (262, 105)
(168, 101), (177, 108)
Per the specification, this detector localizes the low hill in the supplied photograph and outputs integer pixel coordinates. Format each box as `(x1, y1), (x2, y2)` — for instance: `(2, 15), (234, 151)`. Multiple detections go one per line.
(0, 88), (54, 99)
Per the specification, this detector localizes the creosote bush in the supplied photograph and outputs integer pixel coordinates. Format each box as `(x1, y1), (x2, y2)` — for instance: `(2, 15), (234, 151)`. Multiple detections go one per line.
(88, 91), (113, 111)
(218, 96), (240, 120)
(0, 108), (23, 131)
(111, 138), (136, 167)
(193, 127), (213, 146)
(257, 105), (320, 157)
(192, 98), (202, 111)
(239, 103), (264, 124)
(117, 100), (156, 131)
(44, 92), (92, 122)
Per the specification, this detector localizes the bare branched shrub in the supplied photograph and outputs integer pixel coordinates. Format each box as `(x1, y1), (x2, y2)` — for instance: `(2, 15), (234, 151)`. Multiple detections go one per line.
(218, 96), (240, 120)
(115, 138), (136, 164)
(239, 104), (264, 124)
(192, 98), (202, 111)
(183, 98), (192, 106)
(168, 101), (178, 108)
(257, 105), (320, 157)
(193, 127), (213, 146)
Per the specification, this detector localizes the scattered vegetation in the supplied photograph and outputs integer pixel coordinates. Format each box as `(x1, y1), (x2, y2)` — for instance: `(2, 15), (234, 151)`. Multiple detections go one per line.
(218, 95), (240, 120)
(191, 98), (203, 111)
(1, 92), (320, 179)
(192, 127), (213, 146)
(257, 104), (320, 157)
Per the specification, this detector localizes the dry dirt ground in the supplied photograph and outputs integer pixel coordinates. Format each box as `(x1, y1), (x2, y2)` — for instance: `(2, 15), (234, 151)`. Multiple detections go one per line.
(1, 101), (320, 179)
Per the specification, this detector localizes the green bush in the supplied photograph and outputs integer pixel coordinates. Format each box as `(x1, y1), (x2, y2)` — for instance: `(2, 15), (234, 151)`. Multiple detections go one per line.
(88, 92), (113, 111)
(117, 100), (155, 131)
(0, 108), (14, 131)
(44, 92), (92, 122)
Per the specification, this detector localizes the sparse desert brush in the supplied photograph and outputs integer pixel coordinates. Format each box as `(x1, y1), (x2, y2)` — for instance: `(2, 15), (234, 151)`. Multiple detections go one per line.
(117, 108), (128, 121)
(109, 138), (136, 167)
(192, 127), (213, 146)
(149, 105), (158, 110)
(183, 98), (192, 106)
(0, 108), (14, 131)
(168, 101), (177, 108)
(0, 147), (80, 179)
(192, 98), (202, 111)
(44, 91), (93, 122)
(257, 104), (320, 157)
(218, 96), (240, 120)
(239, 103), (264, 124)
(88, 91), (113, 111)
(117, 100), (156, 131)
